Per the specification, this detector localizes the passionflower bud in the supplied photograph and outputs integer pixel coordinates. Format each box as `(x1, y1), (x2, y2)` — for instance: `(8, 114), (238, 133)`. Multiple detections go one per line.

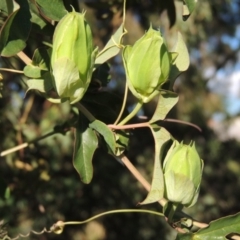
(122, 26), (170, 103)
(163, 141), (203, 207)
(51, 8), (97, 104)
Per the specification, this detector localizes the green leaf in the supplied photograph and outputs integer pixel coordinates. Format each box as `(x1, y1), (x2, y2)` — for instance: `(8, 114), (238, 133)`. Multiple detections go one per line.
(24, 47), (52, 78)
(182, 0), (197, 20)
(0, 0), (31, 56)
(24, 65), (47, 78)
(115, 130), (130, 156)
(172, 32), (190, 71)
(89, 119), (116, 154)
(26, 72), (54, 93)
(169, 32), (190, 81)
(150, 91), (179, 123)
(35, 0), (67, 21)
(176, 212), (240, 240)
(170, 52), (179, 62)
(32, 47), (52, 70)
(73, 115), (98, 184)
(0, 0), (11, 14)
(140, 126), (171, 205)
(0, 0), (14, 15)
(29, 1), (54, 35)
(0, 9), (18, 53)
(95, 23), (127, 65)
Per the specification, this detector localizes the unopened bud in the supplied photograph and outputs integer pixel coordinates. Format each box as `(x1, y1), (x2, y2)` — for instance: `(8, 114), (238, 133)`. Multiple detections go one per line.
(163, 141), (203, 207)
(122, 26), (170, 103)
(51, 8), (97, 103)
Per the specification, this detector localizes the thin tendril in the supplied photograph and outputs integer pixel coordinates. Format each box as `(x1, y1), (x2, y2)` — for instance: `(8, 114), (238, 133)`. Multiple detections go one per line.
(62, 209), (164, 226)
(123, 0), (126, 26)
(113, 81), (128, 125)
(163, 118), (202, 132)
(117, 101), (143, 126)
(3, 228), (52, 240)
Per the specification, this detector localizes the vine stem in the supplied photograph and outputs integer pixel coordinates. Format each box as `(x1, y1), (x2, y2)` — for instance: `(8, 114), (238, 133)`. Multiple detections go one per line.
(118, 101), (143, 126)
(0, 131), (57, 157)
(48, 209), (164, 236)
(0, 123), (70, 157)
(108, 122), (150, 130)
(75, 102), (95, 122)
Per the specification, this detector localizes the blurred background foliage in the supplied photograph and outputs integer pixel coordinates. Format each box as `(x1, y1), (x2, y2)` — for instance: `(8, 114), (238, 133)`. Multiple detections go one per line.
(1, 0), (240, 239)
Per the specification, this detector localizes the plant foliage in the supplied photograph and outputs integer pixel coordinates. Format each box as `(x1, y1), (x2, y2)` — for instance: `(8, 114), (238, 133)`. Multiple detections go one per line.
(1, 0), (240, 239)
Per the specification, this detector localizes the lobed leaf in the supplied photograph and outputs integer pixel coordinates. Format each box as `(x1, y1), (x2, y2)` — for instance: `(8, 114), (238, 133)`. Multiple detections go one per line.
(150, 91), (179, 123)
(140, 126), (171, 205)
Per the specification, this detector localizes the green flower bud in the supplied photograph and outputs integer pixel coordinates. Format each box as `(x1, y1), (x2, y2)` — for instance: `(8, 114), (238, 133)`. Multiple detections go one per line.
(122, 26), (170, 103)
(51, 8), (97, 104)
(163, 141), (203, 207)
